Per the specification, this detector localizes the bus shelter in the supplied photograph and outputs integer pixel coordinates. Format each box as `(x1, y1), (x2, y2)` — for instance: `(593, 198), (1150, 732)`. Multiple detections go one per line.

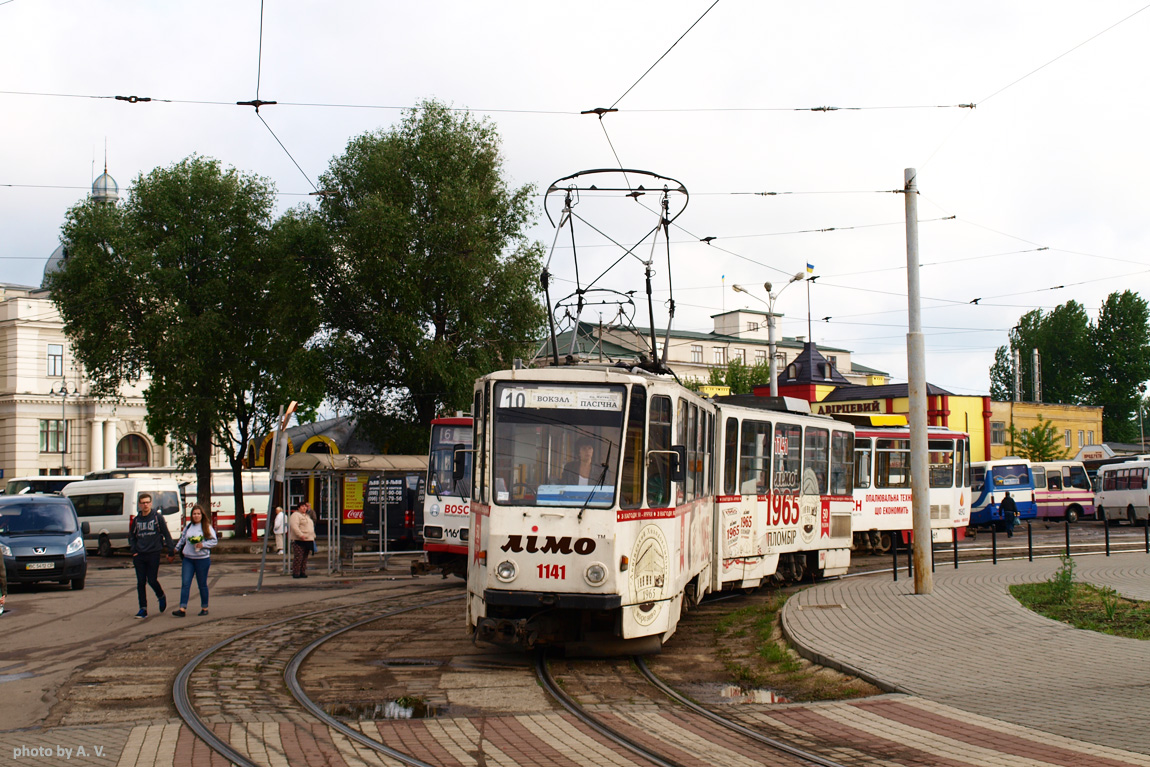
(283, 452), (428, 574)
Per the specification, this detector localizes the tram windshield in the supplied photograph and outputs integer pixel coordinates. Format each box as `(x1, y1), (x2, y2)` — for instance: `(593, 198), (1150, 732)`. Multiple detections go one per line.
(427, 423), (473, 498)
(492, 382), (626, 508)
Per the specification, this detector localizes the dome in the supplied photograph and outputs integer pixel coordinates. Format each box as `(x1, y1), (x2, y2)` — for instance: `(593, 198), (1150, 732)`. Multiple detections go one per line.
(41, 242), (67, 287)
(92, 172), (119, 203)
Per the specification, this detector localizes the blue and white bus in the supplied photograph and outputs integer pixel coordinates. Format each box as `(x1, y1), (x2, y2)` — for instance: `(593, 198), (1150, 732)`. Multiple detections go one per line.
(970, 458), (1037, 527)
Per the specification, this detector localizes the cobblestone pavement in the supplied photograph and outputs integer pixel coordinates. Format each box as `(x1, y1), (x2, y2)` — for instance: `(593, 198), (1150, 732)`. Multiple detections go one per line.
(783, 550), (1150, 758)
(7, 549), (1150, 766)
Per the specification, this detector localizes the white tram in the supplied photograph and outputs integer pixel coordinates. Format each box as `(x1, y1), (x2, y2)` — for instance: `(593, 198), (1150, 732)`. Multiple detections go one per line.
(422, 416), (473, 578)
(850, 424), (972, 552)
(465, 366), (855, 653)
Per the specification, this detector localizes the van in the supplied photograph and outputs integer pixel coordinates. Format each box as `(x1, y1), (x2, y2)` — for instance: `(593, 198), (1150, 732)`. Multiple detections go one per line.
(3, 475), (85, 496)
(1031, 460), (1095, 523)
(1094, 458), (1150, 525)
(62, 477), (184, 556)
(0, 494), (89, 590)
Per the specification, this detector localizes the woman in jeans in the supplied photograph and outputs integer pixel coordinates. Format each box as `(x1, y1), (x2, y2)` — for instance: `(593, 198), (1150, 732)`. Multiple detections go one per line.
(172, 504), (217, 616)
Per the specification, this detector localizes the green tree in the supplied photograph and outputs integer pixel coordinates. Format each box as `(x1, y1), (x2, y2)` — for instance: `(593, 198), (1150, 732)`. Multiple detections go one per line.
(1007, 417), (1069, 461)
(1088, 290), (1150, 442)
(314, 100), (546, 452)
(47, 156), (324, 513)
(987, 302), (1090, 405)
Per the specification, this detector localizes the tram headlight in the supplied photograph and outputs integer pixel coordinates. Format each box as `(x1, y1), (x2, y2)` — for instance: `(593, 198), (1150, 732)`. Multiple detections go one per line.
(584, 561), (608, 586)
(495, 560), (518, 582)
(459, 527), (469, 542)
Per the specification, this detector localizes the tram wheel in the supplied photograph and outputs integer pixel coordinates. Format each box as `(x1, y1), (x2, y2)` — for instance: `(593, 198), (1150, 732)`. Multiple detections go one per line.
(874, 532), (892, 555)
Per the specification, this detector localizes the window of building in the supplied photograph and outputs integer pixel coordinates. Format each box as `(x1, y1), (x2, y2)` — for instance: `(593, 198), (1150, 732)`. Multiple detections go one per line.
(116, 434), (150, 468)
(827, 355), (837, 369)
(1078, 430), (1084, 447)
(1064, 429), (1072, 448)
(775, 353), (787, 369)
(733, 348), (745, 364)
(747, 321), (759, 332)
(47, 344), (63, 377)
(990, 422), (1006, 445)
(690, 344), (702, 363)
(1087, 430), (1094, 445)
(754, 350), (766, 366)
(39, 419), (67, 453)
(714, 347), (727, 365)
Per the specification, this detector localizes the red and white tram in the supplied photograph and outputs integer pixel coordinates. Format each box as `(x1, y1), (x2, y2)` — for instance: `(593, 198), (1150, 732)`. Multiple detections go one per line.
(422, 416), (473, 578)
(464, 366), (855, 653)
(850, 424), (971, 552)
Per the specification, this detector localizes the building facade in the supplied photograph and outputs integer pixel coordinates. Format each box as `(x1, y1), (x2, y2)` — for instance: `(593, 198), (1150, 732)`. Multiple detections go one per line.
(0, 283), (177, 480)
(988, 401), (1103, 461)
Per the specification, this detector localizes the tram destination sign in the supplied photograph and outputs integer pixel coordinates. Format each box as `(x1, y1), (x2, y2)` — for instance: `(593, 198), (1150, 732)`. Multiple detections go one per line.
(499, 387), (622, 411)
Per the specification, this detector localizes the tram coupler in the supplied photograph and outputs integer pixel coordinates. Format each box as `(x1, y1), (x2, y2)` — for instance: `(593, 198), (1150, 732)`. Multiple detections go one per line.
(476, 617), (536, 648)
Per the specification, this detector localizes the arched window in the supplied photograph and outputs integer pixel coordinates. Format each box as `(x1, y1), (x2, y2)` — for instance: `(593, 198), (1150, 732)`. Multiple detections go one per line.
(117, 434), (150, 467)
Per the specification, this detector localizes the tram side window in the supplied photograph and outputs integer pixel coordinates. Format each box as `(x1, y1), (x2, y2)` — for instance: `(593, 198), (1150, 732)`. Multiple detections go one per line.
(473, 390), (484, 501)
(875, 438), (911, 489)
(648, 396), (673, 507)
(740, 419), (771, 496)
(704, 411), (714, 498)
(620, 385), (647, 509)
(928, 440), (955, 489)
(854, 438), (872, 490)
(773, 423), (802, 493)
(676, 399), (689, 505)
(804, 427), (829, 494)
(831, 430), (853, 495)
(689, 403), (700, 502)
(724, 417), (739, 495)
(955, 439), (966, 488)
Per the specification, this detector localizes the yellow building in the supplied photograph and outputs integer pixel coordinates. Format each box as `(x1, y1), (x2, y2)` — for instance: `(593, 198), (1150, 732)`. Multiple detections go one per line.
(988, 401), (1103, 460)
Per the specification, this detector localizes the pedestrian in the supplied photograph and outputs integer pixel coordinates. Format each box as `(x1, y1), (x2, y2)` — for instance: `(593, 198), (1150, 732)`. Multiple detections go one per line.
(289, 501), (316, 578)
(129, 492), (175, 618)
(172, 504), (217, 617)
(272, 506), (287, 554)
(1002, 491), (1019, 538)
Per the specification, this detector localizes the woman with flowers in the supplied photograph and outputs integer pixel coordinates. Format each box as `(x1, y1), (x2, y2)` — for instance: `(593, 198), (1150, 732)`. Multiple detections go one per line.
(172, 504), (217, 616)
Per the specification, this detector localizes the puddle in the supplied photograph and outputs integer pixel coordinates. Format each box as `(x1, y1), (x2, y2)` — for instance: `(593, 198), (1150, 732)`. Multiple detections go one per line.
(719, 684), (790, 704)
(0, 672), (36, 683)
(328, 698), (443, 719)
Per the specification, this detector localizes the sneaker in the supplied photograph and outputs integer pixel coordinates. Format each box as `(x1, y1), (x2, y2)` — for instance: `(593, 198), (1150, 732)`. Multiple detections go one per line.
(135, 609), (147, 619)
(198, 608), (209, 616)
(172, 608), (187, 617)
(158, 594), (167, 613)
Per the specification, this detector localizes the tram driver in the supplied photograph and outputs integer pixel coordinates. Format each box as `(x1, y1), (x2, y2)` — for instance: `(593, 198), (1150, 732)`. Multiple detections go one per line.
(562, 437), (598, 485)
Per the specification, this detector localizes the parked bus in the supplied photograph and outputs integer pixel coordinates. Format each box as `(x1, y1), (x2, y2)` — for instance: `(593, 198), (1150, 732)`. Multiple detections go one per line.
(423, 416), (473, 577)
(850, 425), (971, 552)
(1094, 458), (1150, 526)
(970, 458), (1037, 527)
(1031, 460), (1094, 523)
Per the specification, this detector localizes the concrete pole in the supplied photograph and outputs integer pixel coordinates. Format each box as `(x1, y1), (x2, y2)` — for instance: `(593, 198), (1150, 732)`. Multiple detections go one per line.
(904, 168), (933, 595)
(767, 308), (779, 397)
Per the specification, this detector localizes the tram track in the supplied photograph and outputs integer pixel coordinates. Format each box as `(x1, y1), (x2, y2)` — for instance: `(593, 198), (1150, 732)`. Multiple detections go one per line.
(536, 653), (854, 767)
(173, 585), (464, 767)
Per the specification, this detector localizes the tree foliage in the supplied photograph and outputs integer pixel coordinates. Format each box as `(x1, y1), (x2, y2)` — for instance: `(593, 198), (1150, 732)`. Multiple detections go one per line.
(314, 100), (546, 451)
(1007, 417), (1069, 462)
(47, 156), (324, 511)
(989, 293), (1149, 442)
(1088, 291), (1150, 442)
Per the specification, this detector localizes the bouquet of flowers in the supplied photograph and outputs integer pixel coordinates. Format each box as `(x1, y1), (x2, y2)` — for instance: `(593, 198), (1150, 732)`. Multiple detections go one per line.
(189, 535), (204, 544)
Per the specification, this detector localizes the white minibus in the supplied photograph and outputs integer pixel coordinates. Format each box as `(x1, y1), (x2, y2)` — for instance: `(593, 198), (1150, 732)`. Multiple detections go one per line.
(63, 477), (184, 556)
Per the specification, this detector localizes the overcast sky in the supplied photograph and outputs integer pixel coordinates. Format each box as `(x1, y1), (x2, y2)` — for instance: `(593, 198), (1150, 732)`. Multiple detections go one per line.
(4, 1), (1149, 396)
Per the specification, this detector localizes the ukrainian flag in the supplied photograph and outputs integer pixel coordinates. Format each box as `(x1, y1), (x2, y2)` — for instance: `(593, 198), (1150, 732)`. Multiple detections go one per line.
(806, 263), (814, 274)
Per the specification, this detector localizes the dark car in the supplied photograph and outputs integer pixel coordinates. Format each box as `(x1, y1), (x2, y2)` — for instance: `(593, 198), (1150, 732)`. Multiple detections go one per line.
(0, 495), (89, 589)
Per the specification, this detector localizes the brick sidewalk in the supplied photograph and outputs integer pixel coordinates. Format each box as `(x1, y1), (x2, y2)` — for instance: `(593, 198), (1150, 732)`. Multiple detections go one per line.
(783, 551), (1150, 756)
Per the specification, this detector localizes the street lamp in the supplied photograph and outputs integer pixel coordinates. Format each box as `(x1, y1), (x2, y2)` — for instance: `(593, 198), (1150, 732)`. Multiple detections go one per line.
(1139, 383), (1147, 452)
(50, 378), (73, 473)
(733, 271), (805, 397)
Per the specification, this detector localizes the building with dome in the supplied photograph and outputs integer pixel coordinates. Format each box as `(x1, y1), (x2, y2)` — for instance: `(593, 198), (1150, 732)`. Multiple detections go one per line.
(0, 170), (209, 482)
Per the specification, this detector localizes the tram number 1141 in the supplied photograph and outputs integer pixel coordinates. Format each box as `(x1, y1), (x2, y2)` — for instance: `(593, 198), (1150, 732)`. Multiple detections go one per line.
(537, 564), (567, 579)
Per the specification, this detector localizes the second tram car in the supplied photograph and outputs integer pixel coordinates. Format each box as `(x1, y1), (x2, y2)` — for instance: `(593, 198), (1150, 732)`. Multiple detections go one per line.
(422, 416), (473, 577)
(465, 366), (855, 653)
(851, 425), (971, 552)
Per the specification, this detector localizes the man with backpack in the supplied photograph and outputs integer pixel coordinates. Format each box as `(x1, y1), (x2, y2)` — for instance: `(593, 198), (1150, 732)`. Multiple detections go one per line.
(1002, 491), (1020, 538)
(128, 492), (175, 618)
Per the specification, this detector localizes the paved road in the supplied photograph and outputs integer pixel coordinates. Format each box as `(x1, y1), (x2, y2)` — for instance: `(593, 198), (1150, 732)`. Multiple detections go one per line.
(784, 550), (1150, 756)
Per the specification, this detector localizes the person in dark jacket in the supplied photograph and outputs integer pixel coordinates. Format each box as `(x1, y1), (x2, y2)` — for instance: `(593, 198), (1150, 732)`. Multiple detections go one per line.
(1001, 491), (1019, 538)
(128, 492), (175, 618)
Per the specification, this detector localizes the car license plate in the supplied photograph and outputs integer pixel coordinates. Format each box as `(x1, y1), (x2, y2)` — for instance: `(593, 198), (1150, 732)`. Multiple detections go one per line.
(26, 562), (54, 570)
